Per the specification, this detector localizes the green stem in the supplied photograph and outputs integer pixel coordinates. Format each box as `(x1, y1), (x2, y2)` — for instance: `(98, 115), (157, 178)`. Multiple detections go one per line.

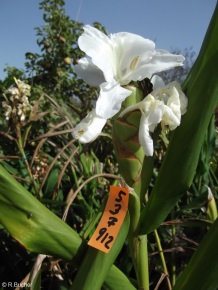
(138, 234), (149, 290)
(128, 192), (149, 290)
(16, 130), (40, 198)
(71, 166), (79, 188)
(170, 209), (176, 286)
(154, 229), (172, 290)
(139, 155), (154, 204)
(129, 235), (149, 290)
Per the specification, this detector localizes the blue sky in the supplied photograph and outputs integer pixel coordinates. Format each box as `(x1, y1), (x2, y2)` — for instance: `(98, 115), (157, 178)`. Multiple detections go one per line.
(0, 0), (217, 80)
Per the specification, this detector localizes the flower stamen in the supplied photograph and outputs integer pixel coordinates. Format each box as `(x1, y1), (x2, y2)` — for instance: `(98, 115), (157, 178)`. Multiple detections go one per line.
(130, 56), (140, 71)
(77, 129), (85, 136)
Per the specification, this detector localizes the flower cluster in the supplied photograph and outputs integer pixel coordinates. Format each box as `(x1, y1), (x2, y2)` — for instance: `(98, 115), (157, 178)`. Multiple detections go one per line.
(32, 154), (49, 181)
(119, 76), (188, 156)
(72, 25), (188, 156)
(33, 155), (48, 182)
(2, 79), (32, 122)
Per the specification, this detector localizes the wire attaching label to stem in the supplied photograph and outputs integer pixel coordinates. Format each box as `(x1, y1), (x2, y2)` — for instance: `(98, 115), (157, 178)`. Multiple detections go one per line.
(88, 186), (129, 253)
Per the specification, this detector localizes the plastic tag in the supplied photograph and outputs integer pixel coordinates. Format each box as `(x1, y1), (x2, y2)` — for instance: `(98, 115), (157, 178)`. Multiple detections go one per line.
(88, 186), (129, 253)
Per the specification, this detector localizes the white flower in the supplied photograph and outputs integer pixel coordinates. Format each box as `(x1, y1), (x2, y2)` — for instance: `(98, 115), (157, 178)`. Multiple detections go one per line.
(17, 104), (26, 121)
(72, 108), (107, 143)
(8, 88), (20, 100)
(2, 101), (12, 121)
(119, 77), (188, 156)
(16, 79), (31, 96)
(2, 79), (32, 122)
(75, 25), (185, 119)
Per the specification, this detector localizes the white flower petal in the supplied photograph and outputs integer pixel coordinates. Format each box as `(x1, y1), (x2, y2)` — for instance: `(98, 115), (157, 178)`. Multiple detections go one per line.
(78, 25), (115, 82)
(148, 49), (185, 74)
(163, 106), (180, 130)
(72, 109), (107, 143)
(161, 86), (181, 130)
(119, 102), (141, 118)
(130, 49), (184, 80)
(138, 114), (154, 156)
(119, 93), (164, 128)
(77, 25), (185, 92)
(74, 57), (105, 86)
(146, 100), (164, 132)
(151, 75), (165, 90)
(96, 80), (132, 119)
(169, 81), (188, 115)
(127, 51), (157, 83)
(109, 32), (155, 84)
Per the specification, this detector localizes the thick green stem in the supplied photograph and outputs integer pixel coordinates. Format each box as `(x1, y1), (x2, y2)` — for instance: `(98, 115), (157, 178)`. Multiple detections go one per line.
(138, 234), (149, 290)
(112, 86), (150, 289)
(128, 192), (149, 290)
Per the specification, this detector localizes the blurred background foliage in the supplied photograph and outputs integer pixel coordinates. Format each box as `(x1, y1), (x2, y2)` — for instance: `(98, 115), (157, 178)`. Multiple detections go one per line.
(0, 0), (217, 289)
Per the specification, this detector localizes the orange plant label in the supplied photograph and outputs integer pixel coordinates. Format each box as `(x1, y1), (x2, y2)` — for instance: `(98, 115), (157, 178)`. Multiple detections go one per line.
(88, 186), (129, 253)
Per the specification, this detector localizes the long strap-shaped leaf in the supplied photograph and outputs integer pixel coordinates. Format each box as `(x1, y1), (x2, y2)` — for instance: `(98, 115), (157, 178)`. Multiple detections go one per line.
(139, 1), (218, 234)
(0, 164), (136, 290)
(71, 214), (131, 290)
(173, 217), (218, 290)
(0, 165), (82, 259)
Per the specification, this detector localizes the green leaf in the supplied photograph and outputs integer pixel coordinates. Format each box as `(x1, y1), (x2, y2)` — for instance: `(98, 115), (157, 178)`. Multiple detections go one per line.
(0, 160), (19, 175)
(31, 270), (41, 290)
(139, 2), (218, 234)
(102, 265), (137, 290)
(173, 218), (218, 290)
(0, 164), (81, 260)
(43, 165), (60, 197)
(0, 165), (136, 289)
(71, 213), (135, 290)
(180, 191), (208, 210)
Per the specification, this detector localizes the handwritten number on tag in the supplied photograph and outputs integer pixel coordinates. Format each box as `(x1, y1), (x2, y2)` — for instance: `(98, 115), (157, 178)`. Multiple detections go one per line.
(88, 186), (129, 253)
(96, 227), (114, 249)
